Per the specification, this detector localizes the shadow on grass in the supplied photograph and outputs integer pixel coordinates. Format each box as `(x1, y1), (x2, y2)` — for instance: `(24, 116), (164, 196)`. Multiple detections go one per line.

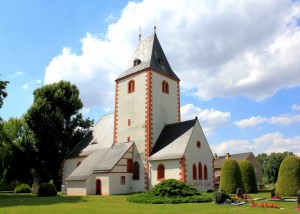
(0, 192), (86, 208)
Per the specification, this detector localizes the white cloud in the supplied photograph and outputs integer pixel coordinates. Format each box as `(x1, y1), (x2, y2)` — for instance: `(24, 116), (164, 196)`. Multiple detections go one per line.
(212, 132), (300, 156)
(22, 80), (42, 90)
(234, 116), (267, 128)
(235, 114), (300, 128)
(44, 0), (300, 112)
(181, 103), (230, 135)
(292, 104), (300, 111)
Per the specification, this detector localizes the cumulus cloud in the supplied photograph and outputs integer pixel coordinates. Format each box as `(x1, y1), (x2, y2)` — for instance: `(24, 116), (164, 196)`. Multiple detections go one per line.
(181, 103), (230, 135)
(235, 114), (300, 128)
(44, 0), (300, 112)
(212, 132), (300, 156)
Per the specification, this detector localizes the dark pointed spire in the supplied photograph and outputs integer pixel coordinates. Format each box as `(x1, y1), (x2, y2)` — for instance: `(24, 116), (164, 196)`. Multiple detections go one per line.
(117, 34), (180, 81)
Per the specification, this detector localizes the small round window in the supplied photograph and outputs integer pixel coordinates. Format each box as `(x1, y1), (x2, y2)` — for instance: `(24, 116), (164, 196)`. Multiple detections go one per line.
(196, 141), (201, 148)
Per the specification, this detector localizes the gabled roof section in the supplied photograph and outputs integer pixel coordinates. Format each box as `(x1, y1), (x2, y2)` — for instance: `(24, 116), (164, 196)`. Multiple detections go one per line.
(117, 33), (180, 81)
(214, 152), (252, 169)
(65, 142), (133, 181)
(66, 113), (114, 159)
(149, 118), (197, 161)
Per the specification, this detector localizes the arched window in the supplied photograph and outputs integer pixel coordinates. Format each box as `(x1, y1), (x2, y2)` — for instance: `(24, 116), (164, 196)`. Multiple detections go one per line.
(162, 81), (169, 94)
(128, 80), (135, 93)
(133, 161), (140, 180)
(157, 164), (165, 180)
(198, 162), (203, 180)
(192, 163), (197, 180)
(196, 141), (201, 148)
(76, 162), (81, 167)
(204, 164), (208, 180)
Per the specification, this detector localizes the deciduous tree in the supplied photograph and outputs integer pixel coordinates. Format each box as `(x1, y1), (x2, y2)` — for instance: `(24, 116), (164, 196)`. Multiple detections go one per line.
(24, 81), (93, 188)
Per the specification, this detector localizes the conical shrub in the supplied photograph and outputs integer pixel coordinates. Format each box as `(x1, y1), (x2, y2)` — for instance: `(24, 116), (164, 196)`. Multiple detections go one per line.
(239, 160), (258, 193)
(219, 158), (244, 194)
(276, 156), (300, 196)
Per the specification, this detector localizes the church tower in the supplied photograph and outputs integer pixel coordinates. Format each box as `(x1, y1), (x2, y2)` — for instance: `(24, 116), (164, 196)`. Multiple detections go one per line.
(113, 33), (180, 190)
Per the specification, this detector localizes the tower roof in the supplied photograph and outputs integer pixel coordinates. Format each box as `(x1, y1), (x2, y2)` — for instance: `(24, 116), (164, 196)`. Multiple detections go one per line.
(117, 33), (180, 81)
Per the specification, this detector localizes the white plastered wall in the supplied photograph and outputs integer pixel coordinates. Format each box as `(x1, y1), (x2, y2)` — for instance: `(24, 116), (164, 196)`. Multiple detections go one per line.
(65, 181), (86, 196)
(116, 72), (146, 157)
(63, 157), (86, 180)
(151, 72), (179, 144)
(184, 121), (214, 192)
(149, 159), (180, 189)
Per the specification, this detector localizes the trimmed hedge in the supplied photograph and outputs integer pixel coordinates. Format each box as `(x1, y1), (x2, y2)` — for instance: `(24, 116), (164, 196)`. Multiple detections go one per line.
(38, 183), (57, 197)
(219, 158), (244, 194)
(239, 160), (258, 193)
(276, 156), (300, 196)
(14, 183), (32, 193)
(127, 179), (212, 204)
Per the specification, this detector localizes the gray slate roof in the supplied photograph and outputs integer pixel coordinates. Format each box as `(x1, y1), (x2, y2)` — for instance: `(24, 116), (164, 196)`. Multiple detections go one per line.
(66, 113), (114, 159)
(117, 34), (180, 81)
(214, 152), (252, 169)
(149, 119), (197, 161)
(66, 142), (133, 181)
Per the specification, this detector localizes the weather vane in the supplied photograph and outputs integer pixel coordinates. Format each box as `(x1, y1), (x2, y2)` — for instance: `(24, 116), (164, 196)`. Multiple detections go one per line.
(139, 26), (141, 41)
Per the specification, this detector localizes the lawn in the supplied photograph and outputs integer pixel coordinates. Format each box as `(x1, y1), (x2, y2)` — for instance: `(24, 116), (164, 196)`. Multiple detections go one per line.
(0, 192), (298, 214)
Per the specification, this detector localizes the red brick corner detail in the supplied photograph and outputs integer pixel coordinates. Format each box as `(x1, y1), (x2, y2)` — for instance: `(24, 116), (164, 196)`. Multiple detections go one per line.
(179, 155), (187, 182)
(113, 82), (119, 144)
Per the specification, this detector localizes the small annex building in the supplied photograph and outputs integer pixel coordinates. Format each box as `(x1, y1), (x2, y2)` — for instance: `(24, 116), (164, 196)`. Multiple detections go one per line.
(63, 33), (214, 195)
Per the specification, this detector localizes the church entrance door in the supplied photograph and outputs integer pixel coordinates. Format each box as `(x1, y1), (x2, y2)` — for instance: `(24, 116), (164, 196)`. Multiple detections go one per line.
(96, 178), (101, 195)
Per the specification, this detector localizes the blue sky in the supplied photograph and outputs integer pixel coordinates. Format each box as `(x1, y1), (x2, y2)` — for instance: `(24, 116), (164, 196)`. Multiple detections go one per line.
(1, 0), (300, 156)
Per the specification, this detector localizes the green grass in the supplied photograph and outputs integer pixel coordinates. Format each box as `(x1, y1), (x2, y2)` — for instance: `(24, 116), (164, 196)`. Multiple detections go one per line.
(0, 192), (298, 214)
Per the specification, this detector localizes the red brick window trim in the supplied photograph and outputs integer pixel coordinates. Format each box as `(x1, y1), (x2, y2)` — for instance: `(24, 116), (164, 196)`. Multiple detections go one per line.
(157, 164), (165, 181)
(128, 119), (131, 126)
(204, 164), (208, 180)
(192, 163), (197, 180)
(120, 176), (126, 185)
(128, 80), (135, 93)
(198, 162), (203, 180)
(162, 80), (169, 94)
(127, 136), (130, 142)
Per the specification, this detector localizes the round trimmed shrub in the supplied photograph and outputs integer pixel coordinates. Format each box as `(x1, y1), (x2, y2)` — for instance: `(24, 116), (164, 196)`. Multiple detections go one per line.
(219, 158), (244, 194)
(276, 156), (300, 196)
(148, 179), (201, 197)
(212, 190), (230, 204)
(127, 179), (213, 204)
(239, 160), (258, 193)
(14, 183), (32, 193)
(38, 182), (57, 197)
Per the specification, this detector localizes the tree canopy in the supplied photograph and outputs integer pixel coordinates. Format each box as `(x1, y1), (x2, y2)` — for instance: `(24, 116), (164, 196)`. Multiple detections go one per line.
(24, 81), (93, 188)
(0, 80), (9, 122)
(0, 118), (36, 184)
(256, 152), (295, 184)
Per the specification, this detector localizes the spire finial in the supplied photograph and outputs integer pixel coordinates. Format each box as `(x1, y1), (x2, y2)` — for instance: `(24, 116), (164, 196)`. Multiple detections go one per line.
(154, 18), (157, 34)
(139, 26), (141, 41)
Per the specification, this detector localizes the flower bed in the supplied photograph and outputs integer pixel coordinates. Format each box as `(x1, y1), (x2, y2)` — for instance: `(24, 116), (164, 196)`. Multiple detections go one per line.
(250, 202), (280, 208)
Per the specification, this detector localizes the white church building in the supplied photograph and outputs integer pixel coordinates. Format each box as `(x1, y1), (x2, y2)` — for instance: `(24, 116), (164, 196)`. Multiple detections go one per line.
(62, 33), (214, 195)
